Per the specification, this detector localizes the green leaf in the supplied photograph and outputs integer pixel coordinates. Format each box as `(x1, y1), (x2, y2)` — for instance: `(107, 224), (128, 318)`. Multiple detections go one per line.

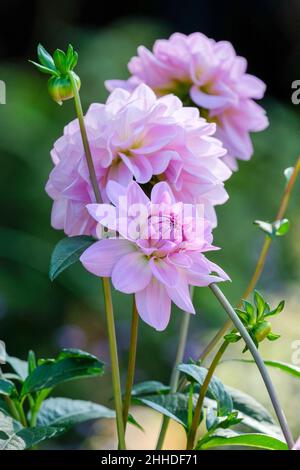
(198, 431), (287, 450)
(224, 333), (241, 344)
(243, 300), (256, 322)
(235, 309), (250, 325)
(21, 349), (104, 396)
(53, 49), (67, 74)
(254, 290), (265, 319)
(29, 61), (58, 76)
(131, 381), (169, 397)
(0, 379), (17, 397)
(49, 236), (94, 281)
(226, 386), (275, 425)
(28, 350), (37, 375)
(66, 44), (78, 70)
(133, 393), (195, 428)
(203, 396), (281, 437)
(178, 364), (233, 416)
(6, 356), (28, 381)
(36, 398), (114, 429)
(37, 44), (56, 71)
(265, 300), (285, 317)
(0, 412), (25, 450)
(17, 426), (65, 449)
(267, 333), (281, 341)
(273, 219), (290, 237)
(0, 397), (10, 415)
(127, 414), (144, 432)
(231, 359), (300, 379)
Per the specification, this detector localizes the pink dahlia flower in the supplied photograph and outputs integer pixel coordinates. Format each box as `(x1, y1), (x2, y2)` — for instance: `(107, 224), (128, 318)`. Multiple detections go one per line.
(46, 83), (231, 236)
(106, 32), (268, 170)
(80, 181), (229, 331)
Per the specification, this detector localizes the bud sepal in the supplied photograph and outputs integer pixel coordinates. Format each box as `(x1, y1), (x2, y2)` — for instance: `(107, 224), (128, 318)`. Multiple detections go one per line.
(224, 290), (283, 352)
(30, 44), (80, 105)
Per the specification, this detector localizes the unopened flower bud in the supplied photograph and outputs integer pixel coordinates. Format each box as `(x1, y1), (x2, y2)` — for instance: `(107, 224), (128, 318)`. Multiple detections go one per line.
(47, 73), (81, 105)
(253, 321), (272, 343)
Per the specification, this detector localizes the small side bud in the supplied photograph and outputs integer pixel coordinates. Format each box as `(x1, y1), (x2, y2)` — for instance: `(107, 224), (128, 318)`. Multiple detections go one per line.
(30, 44), (80, 105)
(253, 321), (272, 343)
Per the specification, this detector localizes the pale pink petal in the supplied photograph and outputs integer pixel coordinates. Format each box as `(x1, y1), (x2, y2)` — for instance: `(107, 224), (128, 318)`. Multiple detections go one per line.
(165, 275), (195, 313)
(149, 258), (179, 287)
(190, 86), (233, 110)
(112, 251), (152, 294)
(80, 239), (135, 277)
(151, 181), (176, 205)
(135, 278), (171, 331)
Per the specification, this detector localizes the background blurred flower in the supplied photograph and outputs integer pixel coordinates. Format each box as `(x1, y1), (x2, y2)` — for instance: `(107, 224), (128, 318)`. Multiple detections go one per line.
(106, 32), (268, 170)
(80, 181), (229, 330)
(46, 83), (231, 236)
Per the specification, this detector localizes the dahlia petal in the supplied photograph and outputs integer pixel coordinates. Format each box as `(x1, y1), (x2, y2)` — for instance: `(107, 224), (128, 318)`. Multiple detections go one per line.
(190, 86), (233, 110)
(151, 182), (176, 205)
(80, 239), (135, 277)
(112, 251), (152, 294)
(149, 258), (179, 287)
(165, 276), (195, 313)
(135, 278), (171, 331)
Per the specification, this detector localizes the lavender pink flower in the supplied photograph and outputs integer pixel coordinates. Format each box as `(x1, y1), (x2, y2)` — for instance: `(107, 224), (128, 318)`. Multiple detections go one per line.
(80, 181), (229, 331)
(46, 83), (231, 236)
(106, 32), (269, 170)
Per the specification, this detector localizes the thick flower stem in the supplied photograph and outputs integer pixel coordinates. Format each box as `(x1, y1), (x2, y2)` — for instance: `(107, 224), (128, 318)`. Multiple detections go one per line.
(123, 300), (139, 430)
(102, 277), (126, 450)
(156, 290), (193, 450)
(208, 283), (294, 449)
(186, 340), (228, 450)
(198, 156), (300, 363)
(68, 74), (125, 449)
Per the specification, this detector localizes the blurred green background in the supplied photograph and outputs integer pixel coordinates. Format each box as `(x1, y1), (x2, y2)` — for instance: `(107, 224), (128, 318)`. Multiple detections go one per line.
(0, 0), (300, 449)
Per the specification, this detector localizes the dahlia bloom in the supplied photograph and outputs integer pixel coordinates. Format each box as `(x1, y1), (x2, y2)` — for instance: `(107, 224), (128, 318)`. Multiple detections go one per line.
(46, 83), (231, 236)
(80, 181), (229, 330)
(106, 32), (268, 170)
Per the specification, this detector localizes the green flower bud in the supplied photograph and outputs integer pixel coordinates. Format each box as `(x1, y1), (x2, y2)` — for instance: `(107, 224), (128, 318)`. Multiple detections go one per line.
(47, 73), (81, 105)
(253, 321), (272, 343)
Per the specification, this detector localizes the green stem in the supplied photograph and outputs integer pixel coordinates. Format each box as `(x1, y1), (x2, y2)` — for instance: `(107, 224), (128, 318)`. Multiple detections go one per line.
(68, 73), (125, 449)
(4, 396), (21, 422)
(15, 402), (27, 427)
(102, 277), (126, 450)
(156, 289), (193, 450)
(187, 383), (194, 431)
(197, 157), (300, 363)
(186, 341), (228, 449)
(209, 283), (294, 449)
(123, 300), (139, 430)
(68, 71), (101, 204)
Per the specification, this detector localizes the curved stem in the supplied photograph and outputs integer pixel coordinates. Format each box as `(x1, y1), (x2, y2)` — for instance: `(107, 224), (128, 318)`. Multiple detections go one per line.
(123, 300), (139, 430)
(209, 283), (294, 449)
(198, 157), (300, 362)
(102, 278), (126, 450)
(156, 289), (193, 450)
(186, 341), (228, 450)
